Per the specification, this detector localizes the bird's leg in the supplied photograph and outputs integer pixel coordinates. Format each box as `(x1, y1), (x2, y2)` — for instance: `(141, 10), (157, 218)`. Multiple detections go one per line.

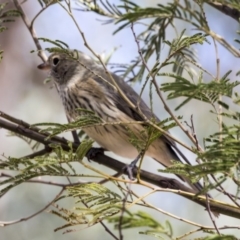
(124, 151), (143, 180)
(72, 130), (80, 145)
(67, 116), (80, 145)
(86, 147), (106, 161)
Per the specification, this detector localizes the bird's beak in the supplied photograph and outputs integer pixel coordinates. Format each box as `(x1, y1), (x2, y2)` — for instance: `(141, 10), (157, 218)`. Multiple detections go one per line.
(38, 62), (50, 70)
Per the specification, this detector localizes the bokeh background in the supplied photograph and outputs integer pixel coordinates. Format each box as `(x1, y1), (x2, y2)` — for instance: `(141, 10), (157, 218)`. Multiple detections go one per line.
(0, 0), (240, 239)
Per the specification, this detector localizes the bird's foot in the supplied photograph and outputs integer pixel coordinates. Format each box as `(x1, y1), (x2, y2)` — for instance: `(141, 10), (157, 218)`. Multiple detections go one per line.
(123, 155), (141, 180)
(86, 147), (105, 161)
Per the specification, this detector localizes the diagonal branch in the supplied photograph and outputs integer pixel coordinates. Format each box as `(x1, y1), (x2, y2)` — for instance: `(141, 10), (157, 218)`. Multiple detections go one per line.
(0, 188), (65, 226)
(1, 113), (240, 218)
(12, 0), (47, 62)
(206, 1), (240, 22)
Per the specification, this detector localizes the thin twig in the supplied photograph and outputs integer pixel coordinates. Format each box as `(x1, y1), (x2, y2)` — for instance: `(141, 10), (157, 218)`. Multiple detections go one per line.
(62, 124), (119, 240)
(98, 172), (123, 185)
(216, 187), (240, 202)
(57, 1), (197, 154)
(130, 22), (203, 150)
(31, 2), (52, 28)
(13, 0), (47, 62)
(205, 194), (220, 234)
(207, 1), (240, 23)
(176, 2), (240, 58)
(126, 188), (215, 229)
(101, 221), (119, 240)
(176, 224), (240, 239)
(0, 188), (65, 226)
(0, 173), (89, 187)
(184, 115), (200, 151)
(118, 184), (130, 240)
(13, 0), (80, 151)
(213, 176), (240, 208)
(212, 37), (222, 141)
(1, 114), (240, 218)
(22, 147), (52, 158)
(208, 19), (240, 209)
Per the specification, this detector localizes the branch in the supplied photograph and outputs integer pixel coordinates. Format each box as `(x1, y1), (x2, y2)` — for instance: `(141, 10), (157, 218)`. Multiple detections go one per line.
(1, 113), (240, 219)
(0, 188), (64, 226)
(0, 172), (88, 187)
(12, 0), (47, 62)
(206, 1), (240, 22)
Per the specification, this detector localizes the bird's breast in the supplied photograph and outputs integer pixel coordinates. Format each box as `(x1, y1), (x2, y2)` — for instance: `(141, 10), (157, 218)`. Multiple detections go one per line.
(58, 84), (147, 159)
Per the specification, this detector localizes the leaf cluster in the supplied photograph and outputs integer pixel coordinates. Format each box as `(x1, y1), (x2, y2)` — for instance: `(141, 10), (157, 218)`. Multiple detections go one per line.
(109, 211), (173, 240)
(0, 2), (20, 61)
(0, 2), (20, 33)
(161, 71), (240, 110)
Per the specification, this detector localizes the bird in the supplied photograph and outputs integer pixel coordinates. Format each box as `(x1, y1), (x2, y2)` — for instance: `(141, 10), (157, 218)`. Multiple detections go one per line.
(38, 50), (202, 193)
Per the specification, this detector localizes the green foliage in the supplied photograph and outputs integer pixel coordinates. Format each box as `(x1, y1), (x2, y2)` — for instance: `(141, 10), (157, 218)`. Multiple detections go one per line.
(44, 184), (122, 232)
(202, 235), (237, 240)
(2, 0), (240, 239)
(7, 132), (41, 151)
(164, 30), (208, 75)
(76, 139), (94, 161)
(0, 2), (20, 32)
(161, 72), (239, 110)
(109, 211), (173, 239)
(0, 155), (55, 197)
(115, 3), (173, 32)
(50, 183), (123, 230)
(76, 0), (212, 82)
(0, 142), (94, 197)
(34, 109), (102, 137)
(159, 118), (240, 190)
(38, 37), (70, 51)
(68, 183), (121, 206)
(77, 0), (122, 20)
(128, 116), (180, 154)
(37, 0), (59, 7)
(0, 2), (20, 61)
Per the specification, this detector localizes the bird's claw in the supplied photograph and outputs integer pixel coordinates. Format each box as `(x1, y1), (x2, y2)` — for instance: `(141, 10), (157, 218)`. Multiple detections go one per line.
(123, 157), (139, 180)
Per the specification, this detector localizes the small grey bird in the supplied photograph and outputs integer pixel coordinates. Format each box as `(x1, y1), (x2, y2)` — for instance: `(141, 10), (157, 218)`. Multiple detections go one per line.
(38, 51), (202, 192)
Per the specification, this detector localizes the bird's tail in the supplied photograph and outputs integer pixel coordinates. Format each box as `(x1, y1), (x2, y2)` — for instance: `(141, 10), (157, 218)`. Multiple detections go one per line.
(150, 137), (219, 217)
(149, 137), (202, 191)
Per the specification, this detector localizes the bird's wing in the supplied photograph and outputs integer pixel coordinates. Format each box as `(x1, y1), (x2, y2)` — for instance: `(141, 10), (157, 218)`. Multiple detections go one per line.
(107, 72), (203, 192)
(107, 73), (183, 159)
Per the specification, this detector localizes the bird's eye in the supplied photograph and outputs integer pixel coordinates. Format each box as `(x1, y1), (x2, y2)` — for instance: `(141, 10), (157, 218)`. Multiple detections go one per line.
(52, 57), (60, 66)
